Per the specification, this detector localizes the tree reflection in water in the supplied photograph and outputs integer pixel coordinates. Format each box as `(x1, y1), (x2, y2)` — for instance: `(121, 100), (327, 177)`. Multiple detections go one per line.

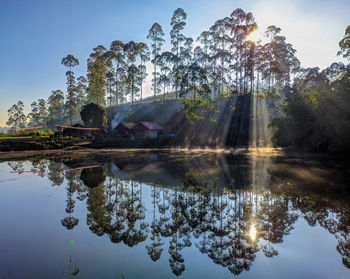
(7, 153), (350, 276)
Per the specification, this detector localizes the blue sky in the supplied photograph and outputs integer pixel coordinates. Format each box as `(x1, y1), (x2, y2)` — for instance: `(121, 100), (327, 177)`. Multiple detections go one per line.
(0, 0), (349, 125)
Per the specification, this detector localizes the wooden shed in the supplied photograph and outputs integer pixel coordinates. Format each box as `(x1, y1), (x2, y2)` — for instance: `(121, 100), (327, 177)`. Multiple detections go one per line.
(139, 122), (164, 139)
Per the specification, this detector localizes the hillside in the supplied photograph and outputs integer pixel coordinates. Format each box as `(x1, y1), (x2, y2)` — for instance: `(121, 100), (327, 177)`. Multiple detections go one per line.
(106, 95), (252, 148)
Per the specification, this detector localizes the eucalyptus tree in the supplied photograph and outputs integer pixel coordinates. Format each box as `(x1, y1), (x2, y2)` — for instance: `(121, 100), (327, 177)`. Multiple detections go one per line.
(28, 101), (39, 126)
(197, 31), (211, 65)
(109, 40), (126, 105)
(127, 65), (141, 108)
(64, 71), (78, 125)
(322, 62), (346, 82)
(48, 90), (65, 124)
(254, 44), (267, 92)
(61, 54), (79, 125)
(262, 26), (300, 87)
(180, 37), (194, 65)
(6, 101), (27, 128)
(124, 41), (141, 108)
(338, 25), (350, 60)
(170, 8), (187, 99)
(138, 42), (150, 101)
(157, 51), (173, 101)
(106, 71), (115, 108)
(225, 9), (257, 93)
(28, 99), (48, 127)
(76, 76), (88, 111)
(147, 23), (165, 97)
(87, 45), (111, 106)
(263, 25), (281, 89)
(209, 18), (231, 96)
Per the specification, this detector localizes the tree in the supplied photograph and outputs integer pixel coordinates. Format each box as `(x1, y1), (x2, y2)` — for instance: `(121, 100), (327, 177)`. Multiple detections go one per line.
(147, 23), (165, 97)
(64, 71), (78, 125)
(106, 71), (115, 108)
(209, 18), (231, 96)
(157, 52), (173, 101)
(76, 76), (88, 110)
(170, 8), (187, 99)
(80, 103), (107, 128)
(28, 99), (48, 127)
(124, 41), (142, 108)
(109, 40), (127, 106)
(87, 45), (111, 106)
(48, 90), (65, 124)
(6, 101), (27, 128)
(28, 101), (39, 126)
(138, 42), (150, 101)
(338, 25), (350, 60)
(61, 54), (80, 125)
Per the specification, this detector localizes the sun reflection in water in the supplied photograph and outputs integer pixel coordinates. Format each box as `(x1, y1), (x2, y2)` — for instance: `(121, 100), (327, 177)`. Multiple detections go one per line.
(249, 224), (257, 241)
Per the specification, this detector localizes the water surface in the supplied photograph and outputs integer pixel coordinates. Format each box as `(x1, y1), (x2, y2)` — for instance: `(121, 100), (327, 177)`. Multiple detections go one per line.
(0, 151), (349, 279)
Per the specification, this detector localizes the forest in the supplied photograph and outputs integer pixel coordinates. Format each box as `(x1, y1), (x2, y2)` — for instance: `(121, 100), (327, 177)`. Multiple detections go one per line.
(5, 8), (350, 154)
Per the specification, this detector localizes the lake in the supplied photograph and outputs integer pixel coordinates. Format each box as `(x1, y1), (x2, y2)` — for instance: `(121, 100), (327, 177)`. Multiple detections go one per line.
(0, 150), (349, 279)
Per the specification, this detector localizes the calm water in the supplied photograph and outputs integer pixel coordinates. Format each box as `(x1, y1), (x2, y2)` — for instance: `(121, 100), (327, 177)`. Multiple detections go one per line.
(0, 151), (350, 279)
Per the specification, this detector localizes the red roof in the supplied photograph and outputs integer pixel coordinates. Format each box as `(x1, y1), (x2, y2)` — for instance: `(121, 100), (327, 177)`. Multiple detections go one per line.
(140, 121), (163, 130)
(122, 122), (137, 129)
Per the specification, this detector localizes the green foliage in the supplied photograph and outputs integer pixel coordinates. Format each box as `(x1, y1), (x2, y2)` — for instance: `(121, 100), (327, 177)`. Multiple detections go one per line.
(0, 129), (55, 137)
(87, 45), (111, 106)
(48, 90), (65, 124)
(179, 96), (216, 124)
(62, 54), (80, 125)
(270, 65), (350, 154)
(338, 25), (350, 60)
(80, 103), (107, 128)
(7, 101), (27, 128)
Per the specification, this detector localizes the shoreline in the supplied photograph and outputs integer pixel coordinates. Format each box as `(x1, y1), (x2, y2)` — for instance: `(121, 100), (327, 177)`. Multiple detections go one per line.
(0, 146), (286, 161)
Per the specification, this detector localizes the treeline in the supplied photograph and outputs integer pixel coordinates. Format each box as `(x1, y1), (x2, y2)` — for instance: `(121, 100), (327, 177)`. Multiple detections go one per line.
(269, 25), (350, 155)
(7, 7), (301, 128)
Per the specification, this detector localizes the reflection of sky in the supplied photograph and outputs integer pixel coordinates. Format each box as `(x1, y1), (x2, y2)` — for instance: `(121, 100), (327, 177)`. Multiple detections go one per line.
(0, 160), (349, 279)
(0, 0), (349, 125)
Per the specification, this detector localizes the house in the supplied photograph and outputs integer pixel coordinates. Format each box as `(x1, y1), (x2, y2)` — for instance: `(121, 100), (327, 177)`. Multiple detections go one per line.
(112, 122), (137, 140)
(139, 122), (164, 139)
(112, 121), (164, 140)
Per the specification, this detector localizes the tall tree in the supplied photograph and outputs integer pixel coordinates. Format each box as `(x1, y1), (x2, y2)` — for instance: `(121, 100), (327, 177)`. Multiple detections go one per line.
(124, 41), (141, 108)
(338, 25), (350, 60)
(28, 99), (48, 127)
(157, 52), (173, 101)
(87, 45), (111, 106)
(147, 23), (165, 97)
(170, 8), (187, 99)
(61, 54), (79, 125)
(105, 71), (115, 108)
(109, 40), (126, 106)
(76, 76), (88, 111)
(209, 18), (231, 96)
(48, 90), (65, 124)
(6, 101), (27, 128)
(138, 42), (150, 101)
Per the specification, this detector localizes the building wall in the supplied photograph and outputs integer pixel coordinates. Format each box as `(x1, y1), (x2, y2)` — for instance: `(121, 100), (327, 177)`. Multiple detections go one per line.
(148, 130), (158, 139)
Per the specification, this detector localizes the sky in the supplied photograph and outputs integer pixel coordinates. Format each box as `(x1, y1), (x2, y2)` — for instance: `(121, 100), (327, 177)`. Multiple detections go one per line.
(0, 0), (349, 126)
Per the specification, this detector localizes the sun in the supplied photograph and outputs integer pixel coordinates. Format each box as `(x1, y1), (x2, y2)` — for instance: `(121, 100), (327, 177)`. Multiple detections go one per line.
(246, 29), (265, 44)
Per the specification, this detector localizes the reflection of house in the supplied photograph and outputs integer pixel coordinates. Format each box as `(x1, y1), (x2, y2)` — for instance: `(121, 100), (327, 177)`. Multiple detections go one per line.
(113, 121), (164, 140)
